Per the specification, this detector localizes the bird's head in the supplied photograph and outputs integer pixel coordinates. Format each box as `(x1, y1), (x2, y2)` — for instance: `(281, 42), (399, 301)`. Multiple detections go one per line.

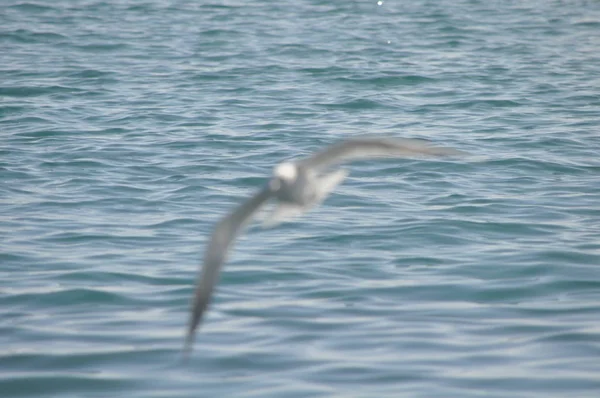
(269, 162), (297, 191)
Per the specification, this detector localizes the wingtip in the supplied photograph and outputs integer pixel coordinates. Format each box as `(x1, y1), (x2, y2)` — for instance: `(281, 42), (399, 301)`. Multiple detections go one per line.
(182, 329), (195, 363)
(390, 138), (468, 157)
(183, 305), (202, 362)
(433, 146), (469, 157)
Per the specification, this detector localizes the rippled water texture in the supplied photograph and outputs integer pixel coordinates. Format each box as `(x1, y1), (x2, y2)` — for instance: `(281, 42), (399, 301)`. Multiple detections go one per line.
(2, 0), (600, 397)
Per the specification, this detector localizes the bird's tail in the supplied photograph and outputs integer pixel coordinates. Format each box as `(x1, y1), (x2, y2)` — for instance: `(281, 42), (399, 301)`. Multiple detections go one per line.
(314, 168), (349, 203)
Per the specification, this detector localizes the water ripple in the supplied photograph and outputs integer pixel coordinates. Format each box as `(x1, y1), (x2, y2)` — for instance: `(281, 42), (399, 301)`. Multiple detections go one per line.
(2, 0), (600, 397)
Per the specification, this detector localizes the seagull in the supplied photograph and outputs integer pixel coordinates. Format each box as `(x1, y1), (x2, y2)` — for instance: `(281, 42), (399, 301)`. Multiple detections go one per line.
(184, 137), (462, 357)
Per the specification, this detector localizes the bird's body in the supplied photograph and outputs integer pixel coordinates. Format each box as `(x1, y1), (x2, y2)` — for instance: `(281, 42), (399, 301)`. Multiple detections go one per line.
(272, 162), (314, 204)
(184, 137), (463, 357)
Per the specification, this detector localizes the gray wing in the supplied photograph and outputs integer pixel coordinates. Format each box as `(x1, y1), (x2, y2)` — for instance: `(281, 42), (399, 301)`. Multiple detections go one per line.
(298, 137), (464, 171)
(184, 185), (272, 358)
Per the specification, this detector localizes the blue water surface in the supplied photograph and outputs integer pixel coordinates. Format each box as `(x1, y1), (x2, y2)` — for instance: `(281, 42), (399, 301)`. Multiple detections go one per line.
(2, 0), (600, 397)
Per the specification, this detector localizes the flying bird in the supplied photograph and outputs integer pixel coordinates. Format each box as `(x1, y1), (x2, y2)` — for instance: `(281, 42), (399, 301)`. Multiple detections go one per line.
(184, 137), (462, 357)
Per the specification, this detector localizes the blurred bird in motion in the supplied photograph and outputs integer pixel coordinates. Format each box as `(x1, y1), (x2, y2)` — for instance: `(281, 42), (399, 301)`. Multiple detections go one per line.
(184, 137), (464, 358)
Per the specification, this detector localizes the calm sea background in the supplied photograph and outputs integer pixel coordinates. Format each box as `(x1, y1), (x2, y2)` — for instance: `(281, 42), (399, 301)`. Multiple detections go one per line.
(2, 0), (600, 397)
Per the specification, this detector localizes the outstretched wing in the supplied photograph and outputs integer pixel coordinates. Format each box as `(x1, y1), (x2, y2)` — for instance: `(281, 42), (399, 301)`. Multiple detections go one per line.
(184, 185), (272, 358)
(298, 137), (464, 171)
